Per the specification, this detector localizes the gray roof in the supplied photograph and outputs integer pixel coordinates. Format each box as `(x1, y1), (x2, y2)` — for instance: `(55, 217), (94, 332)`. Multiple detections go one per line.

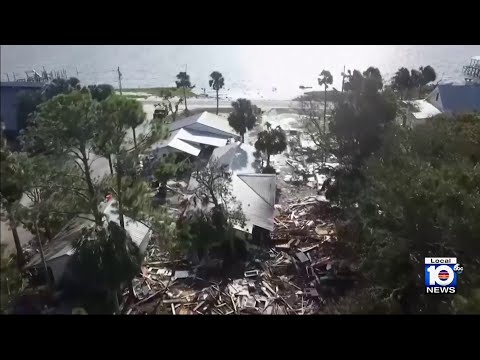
(437, 84), (480, 113)
(26, 200), (151, 268)
(169, 113), (201, 131)
(232, 173), (276, 232)
(103, 201), (151, 249)
(170, 111), (239, 137)
(151, 129), (202, 156)
(238, 174), (276, 207)
(26, 215), (94, 267)
(211, 142), (259, 174)
(193, 142), (276, 233)
(151, 127), (231, 157)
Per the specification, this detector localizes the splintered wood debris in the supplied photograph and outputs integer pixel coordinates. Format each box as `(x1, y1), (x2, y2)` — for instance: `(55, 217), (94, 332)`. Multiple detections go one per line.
(127, 196), (357, 315)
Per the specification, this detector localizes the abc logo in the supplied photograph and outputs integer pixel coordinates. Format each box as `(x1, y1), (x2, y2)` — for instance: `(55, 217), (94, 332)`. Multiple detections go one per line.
(426, 265), (455, 286)
(453, 263), (464, 274)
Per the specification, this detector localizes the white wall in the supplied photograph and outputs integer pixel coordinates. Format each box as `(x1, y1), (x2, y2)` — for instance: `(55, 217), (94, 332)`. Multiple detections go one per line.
(425, 88), (443, 111)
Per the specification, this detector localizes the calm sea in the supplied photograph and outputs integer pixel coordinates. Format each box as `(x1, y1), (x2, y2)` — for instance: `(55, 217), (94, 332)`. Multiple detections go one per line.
(1, 45), (479, 100)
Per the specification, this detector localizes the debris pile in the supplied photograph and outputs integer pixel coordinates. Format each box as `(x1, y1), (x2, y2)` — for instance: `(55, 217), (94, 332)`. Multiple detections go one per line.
(273, 195), (333, 244)
(127, 196), (356, 315)
(284, 160), (319, 189)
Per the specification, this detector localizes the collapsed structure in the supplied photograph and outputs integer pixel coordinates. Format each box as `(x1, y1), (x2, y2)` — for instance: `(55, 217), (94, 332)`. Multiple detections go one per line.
(128, 195), (357, 315)
(25, 198), (152, 287)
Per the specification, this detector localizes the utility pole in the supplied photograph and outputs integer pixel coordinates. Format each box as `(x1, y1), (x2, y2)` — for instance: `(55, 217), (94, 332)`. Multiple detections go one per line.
(117, 66), (123, 95)
(76, 66), (79, 77)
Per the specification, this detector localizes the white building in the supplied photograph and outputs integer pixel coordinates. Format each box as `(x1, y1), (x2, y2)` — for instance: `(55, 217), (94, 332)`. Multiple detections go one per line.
(150, 111), (239, 158)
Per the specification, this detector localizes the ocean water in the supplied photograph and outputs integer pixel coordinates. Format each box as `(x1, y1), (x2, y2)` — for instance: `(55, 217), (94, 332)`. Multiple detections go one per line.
(1, 45), (479, 100)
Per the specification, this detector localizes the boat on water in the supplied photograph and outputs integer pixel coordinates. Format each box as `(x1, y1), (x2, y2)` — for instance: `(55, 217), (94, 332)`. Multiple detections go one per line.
(463, 56), (480, 84)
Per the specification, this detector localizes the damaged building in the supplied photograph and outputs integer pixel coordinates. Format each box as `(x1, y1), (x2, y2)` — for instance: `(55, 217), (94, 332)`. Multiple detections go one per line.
(24, 198), (152, 289)
(150, 111), (240, 159)
(187, 142), (277, 242)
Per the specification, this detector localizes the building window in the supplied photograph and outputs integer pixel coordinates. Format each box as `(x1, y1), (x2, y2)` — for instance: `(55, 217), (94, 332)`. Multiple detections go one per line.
(435, 92), (439, 101)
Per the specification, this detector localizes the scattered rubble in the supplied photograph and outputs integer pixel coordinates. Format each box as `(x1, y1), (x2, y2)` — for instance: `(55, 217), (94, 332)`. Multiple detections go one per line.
(128, 196), (357, 315)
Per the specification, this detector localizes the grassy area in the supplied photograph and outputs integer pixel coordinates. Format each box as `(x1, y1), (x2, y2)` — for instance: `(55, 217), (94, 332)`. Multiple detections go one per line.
(121, 87), (197, 98)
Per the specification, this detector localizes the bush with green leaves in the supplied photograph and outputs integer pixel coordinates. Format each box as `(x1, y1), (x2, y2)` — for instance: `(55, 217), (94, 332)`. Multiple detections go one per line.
(71, 221), (142, 313)
(345, 114), (480, 313)
(175, 161), (247, 266)
(0, 245), (27, 313)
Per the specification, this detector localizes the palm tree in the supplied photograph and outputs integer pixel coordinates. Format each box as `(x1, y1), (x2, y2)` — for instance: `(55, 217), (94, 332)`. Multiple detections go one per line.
(363, 67), (383, 91)
(408, 69), (422, 98)
(419, 66), (437, 98)
(120, 97), (145, 150)
(341, 68), (351, 93)
(254, 122), (287, 169)
(175, 71), (194, 111)
(228, 99), (261, 143)
(209, 71), (225, 115)
(318, 70), (333, 135)
(392, 68), (411, 100)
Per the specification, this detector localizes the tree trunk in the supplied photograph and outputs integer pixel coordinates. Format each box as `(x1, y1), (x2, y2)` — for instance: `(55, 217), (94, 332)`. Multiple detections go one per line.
(112, 289), (120, 314)
(216, 89), (219, 115)
(418, 86), (422, 99)
(80, 148), (102, 226)
(323, 86), (327, 164)
(241, 132), (244, 143)
(108, 154), (114, 175)
(44, 221), (53, 241)
(128, 281), (136, 303)
(116, 170), (125, 229)
(115, 160), (134, 303)
(9, 215), (25, 268)
(132, 127), (137, 150)
(323, 87), (327, 133)
(209, 187), (219, 208)
(266, 154), (271, 168)
(183, 87), (188, 111)
(35, 220), (52, 291)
